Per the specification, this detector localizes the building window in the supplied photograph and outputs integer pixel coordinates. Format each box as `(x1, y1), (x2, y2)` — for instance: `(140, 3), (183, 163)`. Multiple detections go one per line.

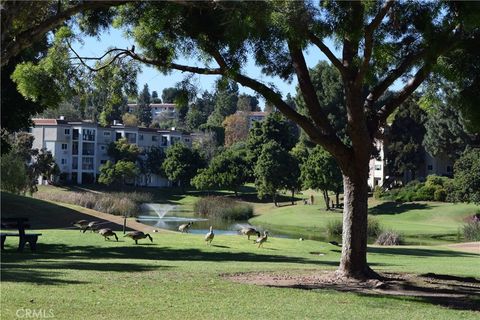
(82, 143), (95, 155)
(72, 142), (78, 155)
(161, 136), (168, 146)
(73, 129), (79, 140)
(152, 136), (158, 142)
(104, 131), (111, 136)
(82, 129), (95, 141)
(64, 129), (70, 135)
(61, 158), (67, 165)
(375, 164), (382, 171)
(446, 165), (452, 173)
(82, 157), (94, 170)
(72, 157), (78, 170)
(100, 145), (106, 151)
(125, 132), (136, 143)
(61, 143), (68, 150)
(184, 138), (190, 143)
(139, 134), (144, 141)
(427, 164), (433, 171)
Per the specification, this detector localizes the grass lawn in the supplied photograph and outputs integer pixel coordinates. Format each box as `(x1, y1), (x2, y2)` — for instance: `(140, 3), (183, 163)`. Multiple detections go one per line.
(1, 193), (479, 319)
(250, 199), (479, 245)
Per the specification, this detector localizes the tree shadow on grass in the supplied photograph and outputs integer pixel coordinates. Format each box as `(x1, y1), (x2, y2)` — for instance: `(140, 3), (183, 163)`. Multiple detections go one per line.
(369, 202), (431, 215)
(1, 262), (166, 285)
(368, 246), (479, 258)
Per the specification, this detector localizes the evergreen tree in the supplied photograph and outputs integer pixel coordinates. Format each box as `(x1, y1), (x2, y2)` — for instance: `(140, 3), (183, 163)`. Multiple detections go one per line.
(385, 97), (427, 183)
(136, 84), (152, 127)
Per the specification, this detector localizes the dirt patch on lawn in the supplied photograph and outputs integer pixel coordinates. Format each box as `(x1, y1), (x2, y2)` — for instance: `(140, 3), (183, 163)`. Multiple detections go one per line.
(444, 242), (479, 254)
(223, 270), (480, 311)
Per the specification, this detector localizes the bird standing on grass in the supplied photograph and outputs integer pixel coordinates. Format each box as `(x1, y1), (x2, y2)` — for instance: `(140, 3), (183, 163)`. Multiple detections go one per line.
(239, 227), (261, 240)
(254, 231), (269, 248)
(205, 226), (214, 245)
(178, 222), (193, 233)
(83, 221), (99, 233)
(124, 231), (153, 244)
(98, 228), (118, 241)
(72, 220), (89, 232)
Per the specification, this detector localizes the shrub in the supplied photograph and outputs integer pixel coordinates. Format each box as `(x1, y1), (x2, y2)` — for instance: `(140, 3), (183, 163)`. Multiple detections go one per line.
(326, 218), (383, 238)
(462, 221), (480, 241)
(326, 220), (343, 237)
(367, 218), (383, 238)
(373, 186), (383, 199)
(433, 188), (447, 202)
(375, 231), (403, 245)
(34, 191), (152, 217)
(414, 185), (436, 201)
(193, 196), (253, 220)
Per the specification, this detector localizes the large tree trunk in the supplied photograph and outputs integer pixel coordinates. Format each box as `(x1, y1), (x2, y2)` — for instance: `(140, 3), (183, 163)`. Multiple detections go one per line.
(338, 166), (378, 279)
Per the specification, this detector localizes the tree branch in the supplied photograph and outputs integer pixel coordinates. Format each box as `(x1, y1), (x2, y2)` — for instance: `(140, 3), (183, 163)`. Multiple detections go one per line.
(355, 0), (394, 87)
(376, 63), (432, 126)
(1, 1), (129, 67)
(203, 45), (350, 157)
(287, 41), (338, 135)
(364, 48), (427, 110)
(308, 32), (345, 75)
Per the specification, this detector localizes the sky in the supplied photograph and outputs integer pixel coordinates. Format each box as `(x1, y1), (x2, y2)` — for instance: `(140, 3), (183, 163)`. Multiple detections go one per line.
(71, 27), (333, 104)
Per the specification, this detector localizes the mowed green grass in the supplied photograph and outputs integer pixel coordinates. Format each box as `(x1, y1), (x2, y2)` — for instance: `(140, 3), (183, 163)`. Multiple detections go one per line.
(2, 229), (480, 320)
(250, 200), (479, 245)
(1, 193), (479, 319)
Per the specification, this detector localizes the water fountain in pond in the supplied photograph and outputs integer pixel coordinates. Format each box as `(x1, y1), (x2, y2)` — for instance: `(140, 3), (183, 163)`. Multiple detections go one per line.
(136, 203), (291, 238)
(137, 203), (208, 229)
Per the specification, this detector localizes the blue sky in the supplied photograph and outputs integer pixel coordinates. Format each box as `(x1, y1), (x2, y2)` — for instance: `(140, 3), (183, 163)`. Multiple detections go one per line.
(72, 28), (332, 103)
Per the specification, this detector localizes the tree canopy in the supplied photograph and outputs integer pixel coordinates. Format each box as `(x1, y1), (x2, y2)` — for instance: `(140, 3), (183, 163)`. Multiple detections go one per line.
(6, 0), (480, 279)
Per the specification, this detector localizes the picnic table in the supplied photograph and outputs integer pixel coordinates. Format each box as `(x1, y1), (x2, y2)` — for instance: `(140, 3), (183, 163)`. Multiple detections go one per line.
(0, 217), (42, 252)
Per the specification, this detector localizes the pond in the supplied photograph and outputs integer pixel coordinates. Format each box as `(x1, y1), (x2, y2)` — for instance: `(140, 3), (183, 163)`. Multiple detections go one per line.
(136, 203), (292, 238)
(136, 203), (350, 243)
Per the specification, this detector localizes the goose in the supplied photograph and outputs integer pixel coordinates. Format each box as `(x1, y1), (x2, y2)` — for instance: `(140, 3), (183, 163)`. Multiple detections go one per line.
(82, 221), (99, 233)
(178, 222), (193, 233)
(98, 228), (118, 241)
(254, 230), (269, 248)
(72, 220), (89, 232)
(124, 231), (153, 244)
(205, 226), (214, 245)
(239, 227), (261, 240)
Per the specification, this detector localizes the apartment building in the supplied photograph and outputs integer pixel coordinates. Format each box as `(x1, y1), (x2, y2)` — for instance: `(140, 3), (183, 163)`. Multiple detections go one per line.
(127, 103), (177, 120)
(31, 119), (192, 186)
(367, 138), (454, 189)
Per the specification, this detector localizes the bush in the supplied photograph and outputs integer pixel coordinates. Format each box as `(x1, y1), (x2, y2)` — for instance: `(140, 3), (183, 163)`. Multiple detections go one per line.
(326, 220), (343, 237)
(193, 196), (253, 220)
(415, 185), (436, 201)
(326, 218), (383, 238)
(34, 191), (152, 217)
(367, 218), (383, 238)
(373, 186), (383, 199)
(375, 231), (403, 245)
(433, 188), (447, 202)
(462, 221), (480, 241)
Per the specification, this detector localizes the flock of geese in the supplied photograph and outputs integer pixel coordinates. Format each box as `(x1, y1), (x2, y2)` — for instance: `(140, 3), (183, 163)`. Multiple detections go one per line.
(72, 220), (269, 247)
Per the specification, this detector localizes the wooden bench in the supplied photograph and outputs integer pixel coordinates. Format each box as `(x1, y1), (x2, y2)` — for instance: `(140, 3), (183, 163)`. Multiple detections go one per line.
(1, 218), (42, 252)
